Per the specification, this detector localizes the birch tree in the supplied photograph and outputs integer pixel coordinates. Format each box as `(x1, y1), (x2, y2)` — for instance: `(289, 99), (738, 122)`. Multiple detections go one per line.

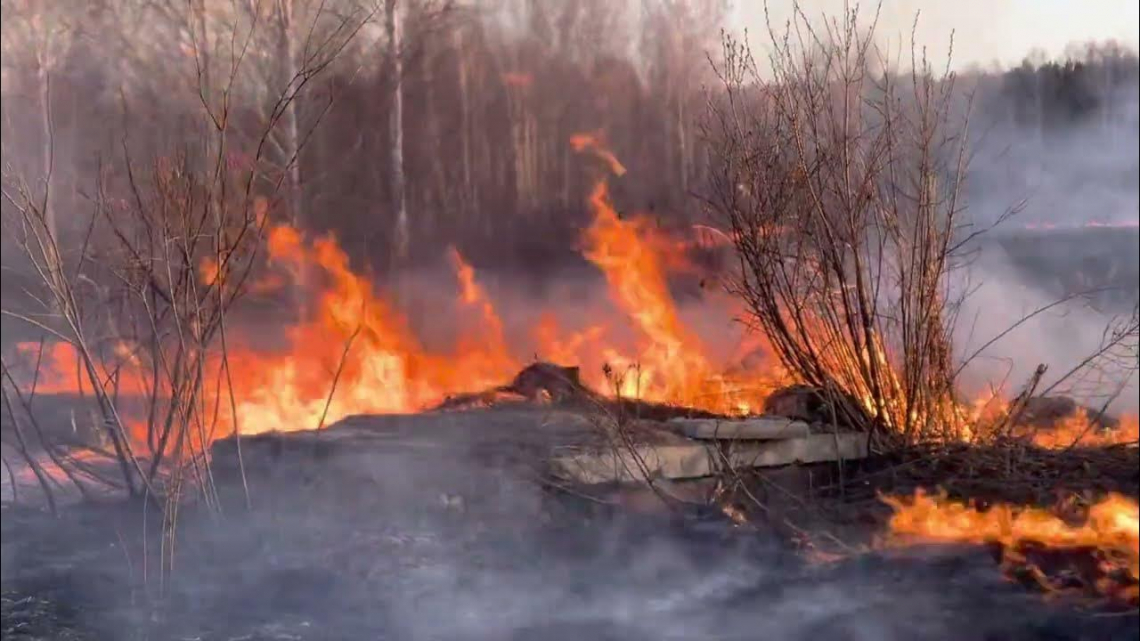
(0, 0), (87, 241)
(385, 0), (409, 261)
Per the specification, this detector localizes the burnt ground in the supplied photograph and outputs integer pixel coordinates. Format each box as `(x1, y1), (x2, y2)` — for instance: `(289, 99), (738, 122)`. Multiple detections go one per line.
(4, 498), (1140, 641)
(3, 422), (1140, 641)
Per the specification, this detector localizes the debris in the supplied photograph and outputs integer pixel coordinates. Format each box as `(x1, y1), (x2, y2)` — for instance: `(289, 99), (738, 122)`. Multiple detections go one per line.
(763, 385), (867, 427)
(668, 417), (811, 440)
(507, 362), (596, 403)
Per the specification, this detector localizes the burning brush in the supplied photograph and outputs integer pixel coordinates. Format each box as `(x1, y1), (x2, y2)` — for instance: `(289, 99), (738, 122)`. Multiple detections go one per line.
(882, 490), (1140, 607)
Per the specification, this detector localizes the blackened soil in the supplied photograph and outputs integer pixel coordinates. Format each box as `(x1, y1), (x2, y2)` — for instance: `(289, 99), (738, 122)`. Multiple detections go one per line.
(3, 490), (1138, 641)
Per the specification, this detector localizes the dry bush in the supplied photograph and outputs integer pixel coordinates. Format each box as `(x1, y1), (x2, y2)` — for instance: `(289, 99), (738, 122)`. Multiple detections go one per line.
(703, 4), (1140, 454)
(702, 5), (977, 448)
(0, 1), (367, 532)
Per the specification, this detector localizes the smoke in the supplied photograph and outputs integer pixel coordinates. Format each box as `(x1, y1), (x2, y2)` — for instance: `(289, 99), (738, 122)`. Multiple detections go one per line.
(967, 82), (1140, 229)
(4, 415), (1119, 640)
(952, 243), (1139, 413)
(948, 65), (1140, 413)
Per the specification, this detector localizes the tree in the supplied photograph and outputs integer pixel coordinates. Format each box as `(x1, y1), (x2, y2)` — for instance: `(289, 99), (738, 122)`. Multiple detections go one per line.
(0, 0), (87, 241)
(386, 0), (409, 261)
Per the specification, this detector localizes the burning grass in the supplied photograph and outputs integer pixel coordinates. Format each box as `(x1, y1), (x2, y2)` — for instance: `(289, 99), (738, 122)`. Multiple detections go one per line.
(883, 489), (1139, 606)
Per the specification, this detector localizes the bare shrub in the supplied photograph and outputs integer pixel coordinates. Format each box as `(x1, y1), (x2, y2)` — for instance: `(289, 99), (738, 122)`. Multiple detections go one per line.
(702, 5), (975, 448)
(0, 1), (369, 522)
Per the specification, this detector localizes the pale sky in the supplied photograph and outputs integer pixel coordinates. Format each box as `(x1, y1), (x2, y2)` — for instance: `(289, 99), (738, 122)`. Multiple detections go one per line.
(733, 0), (1140, 70)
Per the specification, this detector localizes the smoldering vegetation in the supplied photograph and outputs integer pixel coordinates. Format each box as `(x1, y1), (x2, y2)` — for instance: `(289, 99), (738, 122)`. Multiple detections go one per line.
(4, 423), (1136, 641)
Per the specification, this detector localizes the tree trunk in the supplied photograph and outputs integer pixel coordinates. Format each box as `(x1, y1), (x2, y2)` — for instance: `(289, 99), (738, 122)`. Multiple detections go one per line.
(278, 3), (304, 228)
(454, 27), (472, 215)
(37, 63), (56, 242)
(190, 0), (213, 167)
(387, 0), (409, 264)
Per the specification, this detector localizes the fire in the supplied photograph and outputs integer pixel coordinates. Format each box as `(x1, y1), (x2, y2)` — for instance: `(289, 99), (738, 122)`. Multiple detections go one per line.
(12, 341), (148, 399)
(1030, 411), (1140, 449)
(579, 180), (776, 410)
(220, 134), (782, 429)
(220, 231), (521, 434)
(966, 393), (1140, 448)
(10, 133), (775, 442)
(501, 72), (533, 88)
(569, 131), (627, 177)
(8, 131), (1134, 452)
(883, 489), (1140, 603)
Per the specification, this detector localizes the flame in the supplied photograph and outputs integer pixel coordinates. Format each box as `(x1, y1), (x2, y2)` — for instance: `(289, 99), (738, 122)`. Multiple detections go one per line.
(569, 131), (627, 177)
(7, 132), (783, 446)
(219, 232), (522, 435)
(965, 393), (1140, 448)
(12, 341), (149, 399)
(9, 133), (1135, 452)
(1030, 410), (1140, 449)
(884, 490), (1140, 602)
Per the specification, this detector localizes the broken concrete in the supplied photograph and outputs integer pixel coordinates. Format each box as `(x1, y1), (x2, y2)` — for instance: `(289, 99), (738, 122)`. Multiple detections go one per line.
(550, 431), (868, 484)
(669, 417), (810, 440)
(209, 406), (869, 498)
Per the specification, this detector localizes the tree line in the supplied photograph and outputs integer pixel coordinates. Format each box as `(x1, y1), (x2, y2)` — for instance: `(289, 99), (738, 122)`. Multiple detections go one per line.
(1, 0), (1136, 280)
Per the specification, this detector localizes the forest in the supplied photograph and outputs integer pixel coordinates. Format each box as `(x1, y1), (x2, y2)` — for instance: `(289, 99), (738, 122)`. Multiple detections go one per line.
(2, 0), (1137, 277)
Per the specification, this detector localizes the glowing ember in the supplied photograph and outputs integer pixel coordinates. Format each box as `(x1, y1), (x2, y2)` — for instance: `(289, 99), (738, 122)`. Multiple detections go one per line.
(883, 490), (1140, 603)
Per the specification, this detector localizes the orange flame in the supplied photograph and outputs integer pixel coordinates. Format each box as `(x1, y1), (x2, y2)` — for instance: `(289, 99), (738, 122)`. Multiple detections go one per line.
(570, 131), (627, 176)
(884, 490), (1140, 602)
(1031, 411), (1140, 449)
(12, 133), (1134, 454)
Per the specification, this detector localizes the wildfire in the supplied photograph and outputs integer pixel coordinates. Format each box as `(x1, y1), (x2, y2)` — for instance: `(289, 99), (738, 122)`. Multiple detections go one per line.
(883, 490), (1140, 603)
(7, 133), (1135, 452)
(966, 394), (1140, 449)
(1029, 411), (1140, 449)
(8, 134), (779, 443)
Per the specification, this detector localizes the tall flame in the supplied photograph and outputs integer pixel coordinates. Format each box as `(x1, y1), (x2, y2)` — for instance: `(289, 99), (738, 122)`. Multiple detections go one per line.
(7, 133), (1135, 450)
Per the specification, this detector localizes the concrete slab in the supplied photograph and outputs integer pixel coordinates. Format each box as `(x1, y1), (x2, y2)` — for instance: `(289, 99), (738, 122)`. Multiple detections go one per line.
(669, 417), (811, 440)
(209, 407), (868, 492)
(551, 431), (868, 484)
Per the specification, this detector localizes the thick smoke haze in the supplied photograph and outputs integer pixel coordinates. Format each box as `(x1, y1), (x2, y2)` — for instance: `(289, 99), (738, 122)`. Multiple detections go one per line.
(950, 61), (1140, 412)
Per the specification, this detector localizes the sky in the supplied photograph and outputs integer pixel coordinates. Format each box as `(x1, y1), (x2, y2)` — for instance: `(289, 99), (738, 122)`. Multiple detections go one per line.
(733, 0), (1140, 70)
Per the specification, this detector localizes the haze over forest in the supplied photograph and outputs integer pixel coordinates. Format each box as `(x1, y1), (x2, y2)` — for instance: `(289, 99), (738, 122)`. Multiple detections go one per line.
(2, 0), (1137, 279)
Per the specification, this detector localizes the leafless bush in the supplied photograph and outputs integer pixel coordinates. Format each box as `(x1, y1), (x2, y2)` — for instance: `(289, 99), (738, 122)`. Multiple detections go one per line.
(0, 1), (368, 527)
(702, 5), (975, 448)
(702, 3), (1140, 455)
